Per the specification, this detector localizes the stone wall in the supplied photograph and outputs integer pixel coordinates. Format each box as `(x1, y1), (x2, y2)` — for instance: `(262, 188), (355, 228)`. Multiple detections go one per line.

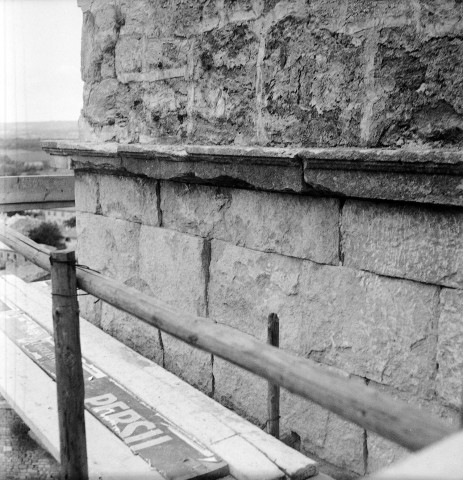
(73, 0), (463, 477)
(78, 0), (463, 148)
(73, 170), (461, 477)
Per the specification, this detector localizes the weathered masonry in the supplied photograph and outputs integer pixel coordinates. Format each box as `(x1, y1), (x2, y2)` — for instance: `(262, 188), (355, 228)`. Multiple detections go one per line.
(46, 0), (463, 476)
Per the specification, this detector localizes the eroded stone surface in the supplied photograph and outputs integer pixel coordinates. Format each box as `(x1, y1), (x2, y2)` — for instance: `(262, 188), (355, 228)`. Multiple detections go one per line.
(99, 174), (159, 225)
(101, 276), (164, 366)
(213, 350), (365, 474)
(81, 0), (120, 83)
(101, 304), (164, 366)
(76, 212), (140, 326)
(342, 200), (463, 288)
(76, 212), (140, 280)
(161, 181), (339, 264)
(138, 225), (212, 393)
(121, 154), (305, 192)
(304, 169), (463, 207)
(263, 11), (364, 147)
(192, 22), (258, 145)
(365, 381), (459, 473)
(74, 1), (463, 473)
(366, 434), (408, 475)
(75, 172), (99, 214)
(79, 0), (463, 147)
(210, 242), (438, 478)
(436, 288), (463, 408)
(210, 241), (439, 398)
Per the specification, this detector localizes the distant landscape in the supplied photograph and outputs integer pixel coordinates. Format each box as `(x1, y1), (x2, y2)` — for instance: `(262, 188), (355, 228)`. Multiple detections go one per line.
(0, 121), (78, 176)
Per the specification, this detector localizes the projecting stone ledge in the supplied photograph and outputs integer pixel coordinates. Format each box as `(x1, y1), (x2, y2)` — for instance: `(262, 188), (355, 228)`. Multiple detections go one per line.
(42, 141), (463, 206)
(301, 148), (463, 206)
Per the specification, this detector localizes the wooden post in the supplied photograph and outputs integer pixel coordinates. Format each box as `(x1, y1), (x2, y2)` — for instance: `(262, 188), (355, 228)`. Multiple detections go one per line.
(50, 250), (88, 480)
(267, 313), (280, 438)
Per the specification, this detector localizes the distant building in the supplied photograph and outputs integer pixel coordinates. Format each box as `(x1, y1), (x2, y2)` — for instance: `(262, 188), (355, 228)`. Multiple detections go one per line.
(38, 207), (75, 225)
(0, 241), (21, 269)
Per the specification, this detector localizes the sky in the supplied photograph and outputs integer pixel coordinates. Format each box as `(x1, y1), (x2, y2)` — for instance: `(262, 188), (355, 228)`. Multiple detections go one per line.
(1, 0), (83, 123)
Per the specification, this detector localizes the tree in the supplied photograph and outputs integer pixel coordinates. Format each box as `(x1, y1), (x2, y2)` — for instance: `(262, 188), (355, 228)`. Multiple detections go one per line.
(28, 222), (66, 249)
(63, 216), (76, 228)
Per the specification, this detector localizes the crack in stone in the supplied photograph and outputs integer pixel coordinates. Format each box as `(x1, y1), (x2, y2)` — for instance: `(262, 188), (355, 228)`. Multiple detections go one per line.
(363, 428), (369, 475)
(155, 180), (163, 227)
(201, 238), (213, 396)
(338, 198), (346, 266)
(158, 330), (165, 369)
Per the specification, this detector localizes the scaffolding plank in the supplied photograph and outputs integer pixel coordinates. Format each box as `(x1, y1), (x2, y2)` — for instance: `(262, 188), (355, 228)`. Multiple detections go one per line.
(0, 311), (164, 479)
(1, 275), (318, 480)
(0, 299), (228, 480)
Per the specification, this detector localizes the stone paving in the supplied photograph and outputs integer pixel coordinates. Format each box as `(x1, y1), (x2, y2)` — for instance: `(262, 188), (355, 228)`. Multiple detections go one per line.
(0, 394), (60, 480)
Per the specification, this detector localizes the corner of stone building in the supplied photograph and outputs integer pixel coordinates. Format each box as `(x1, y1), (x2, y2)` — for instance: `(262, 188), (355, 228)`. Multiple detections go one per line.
(73, 0), (463, 475)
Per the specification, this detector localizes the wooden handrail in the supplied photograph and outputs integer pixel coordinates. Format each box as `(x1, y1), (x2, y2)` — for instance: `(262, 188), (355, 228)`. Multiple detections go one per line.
(0, 225), (456, 452)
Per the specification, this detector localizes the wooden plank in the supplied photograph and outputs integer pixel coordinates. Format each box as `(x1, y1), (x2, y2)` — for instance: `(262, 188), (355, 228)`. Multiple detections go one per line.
(50, 250), (88, 480)
(2, 276), (317, 480)
(0, 175), (75, 208)
(0, 225), (456, 452)
(0, 318), (164, 480)
(366, 431), (463, 479)
(1, 298), (229, 479)
(0, 201), (75, 213)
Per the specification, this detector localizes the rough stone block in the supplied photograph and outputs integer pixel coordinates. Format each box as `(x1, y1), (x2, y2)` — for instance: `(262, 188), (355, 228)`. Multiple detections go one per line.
(145, 38), (188, 72)
(115, 35), (143, 75)
(138, 225), (212, 393)
(101, 305), (164, 365)
(366, 433), (409, 474)
(365, 382), (459, 473)
(81, 2), (119, 83)
(76, 212), (165, 361)
(83, 79), (120, 126)
(99, 174), (159, 226)
(76, 212), (140, 329)
(78, 292), (102, 328)
(101, 276), (163, 366)
(342, 200), (463, 288)
(213, 357), (267, 425)
(304, 168), (463, 207)
(192, 22), (258, 145)
(263, 13), (364, 147)
(76, 212), (140, 281)
(161, 181), (340, 264)
(141, 80), (188, 141)
(75, 172), (99, 214)
(76, 212), (103, 326)
(212, 351), (365, 474)
(119, 0), (219, 38)
(209, 240), (439, 399)
(436, 288), (463, 407)
(284, 390), (365, 475)
(122, 153), (305, 192)
(375, 27), (463, 148)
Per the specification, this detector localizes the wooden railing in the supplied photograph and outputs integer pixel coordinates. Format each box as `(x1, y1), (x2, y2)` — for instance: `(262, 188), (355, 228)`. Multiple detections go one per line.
(0, 226), (456, 458)
(0, 175), (74, 212)
(0, 174), (459, 477)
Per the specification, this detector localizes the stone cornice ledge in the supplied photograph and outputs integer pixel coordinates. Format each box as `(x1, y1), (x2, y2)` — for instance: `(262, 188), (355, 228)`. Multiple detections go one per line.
(42, 141), (463, 207)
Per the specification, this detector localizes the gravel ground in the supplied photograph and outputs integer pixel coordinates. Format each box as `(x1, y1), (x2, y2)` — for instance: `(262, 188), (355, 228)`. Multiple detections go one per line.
(0, 395), (60, 480)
